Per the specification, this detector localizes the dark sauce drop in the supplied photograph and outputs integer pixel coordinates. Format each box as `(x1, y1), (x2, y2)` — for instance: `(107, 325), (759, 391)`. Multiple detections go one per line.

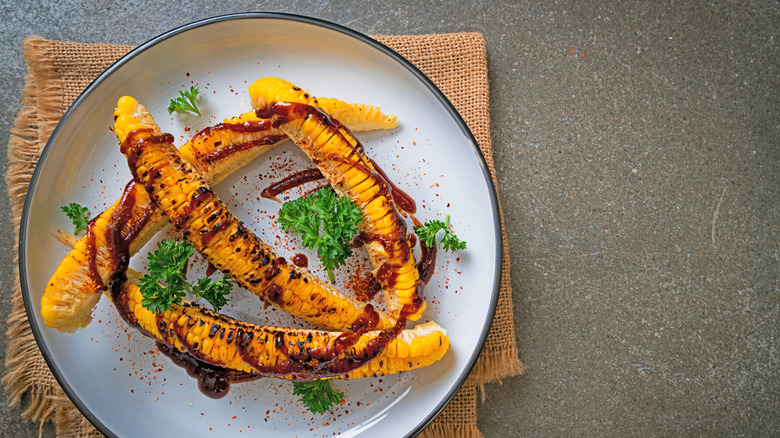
(291, 253), (308, 268)
(205, 261), (219, 276)
(267, 284), (285, 305)
(156, 343), (260, 399)
(417, 239), (438, 285)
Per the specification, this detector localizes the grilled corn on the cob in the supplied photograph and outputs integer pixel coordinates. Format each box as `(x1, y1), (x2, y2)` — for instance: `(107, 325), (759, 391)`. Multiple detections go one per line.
(114, 96), (394, 332)
(112, 269), (448, 380)
(42, 97), (399, 333)
(249, 77), (425, 321)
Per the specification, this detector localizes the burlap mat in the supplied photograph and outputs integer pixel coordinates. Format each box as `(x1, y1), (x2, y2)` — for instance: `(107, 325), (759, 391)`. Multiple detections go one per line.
(4, 34), (523, 438)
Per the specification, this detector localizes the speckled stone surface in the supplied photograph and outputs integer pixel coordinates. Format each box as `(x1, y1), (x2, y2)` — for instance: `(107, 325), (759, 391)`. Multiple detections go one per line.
(0, 1), (777, 436)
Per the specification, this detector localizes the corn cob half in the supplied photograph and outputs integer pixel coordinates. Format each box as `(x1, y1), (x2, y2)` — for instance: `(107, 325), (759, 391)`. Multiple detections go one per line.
(111, 269), (448, 380)
(42, 98), (399, 333)
(249, 77), (425, 321)
(114, 96), (394, 332)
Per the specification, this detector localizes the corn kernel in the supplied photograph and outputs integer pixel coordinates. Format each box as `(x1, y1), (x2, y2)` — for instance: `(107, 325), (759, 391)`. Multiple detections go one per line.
(201, 338), (213, 355)
(117, 96), (137, 113)
(397, 341), (409, 359)
(411, 338), (426, 357)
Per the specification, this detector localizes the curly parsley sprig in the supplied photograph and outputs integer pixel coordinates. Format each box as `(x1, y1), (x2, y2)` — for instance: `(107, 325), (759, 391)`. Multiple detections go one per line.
(167, 85), (201, 116)
(276, 188), (363, 283)
(413, 214), (467, 252)
(61, 202), (90, 234)
(138, 240), (232, 314)
(293, 379), (344, 414)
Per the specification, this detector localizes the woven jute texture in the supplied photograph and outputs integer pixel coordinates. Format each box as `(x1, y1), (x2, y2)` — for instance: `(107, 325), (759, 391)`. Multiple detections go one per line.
(5, 34), (522, 438)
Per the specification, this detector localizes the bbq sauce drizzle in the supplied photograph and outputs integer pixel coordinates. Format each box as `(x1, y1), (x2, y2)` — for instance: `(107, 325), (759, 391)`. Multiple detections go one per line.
(114, 129), (411, 395)
(189, 118), (286, 165)
(83, 121), (282, 293)
(84, 177), (158, 291)
(260, 168), (326, 202)
(108, 112), (440, 396)
(109, 277), (260, 398)
(259, 101), (426, 318)
(109, 276), (410, 395)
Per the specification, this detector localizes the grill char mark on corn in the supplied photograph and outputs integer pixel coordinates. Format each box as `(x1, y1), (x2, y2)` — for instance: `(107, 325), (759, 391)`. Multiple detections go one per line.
(113, 97), (394, 332)
(248, 77), (426, 321)
(42, 98), (399, 333)
(112, 270), (448, 380)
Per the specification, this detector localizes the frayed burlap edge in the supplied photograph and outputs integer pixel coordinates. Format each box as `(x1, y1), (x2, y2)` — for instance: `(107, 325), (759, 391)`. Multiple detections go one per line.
(53, 393), (103, 438)
(420, 424), (483, 438)
(3, 36), (66, 432)
(418, 380), (483, 438)
(4, 36), (89, 438)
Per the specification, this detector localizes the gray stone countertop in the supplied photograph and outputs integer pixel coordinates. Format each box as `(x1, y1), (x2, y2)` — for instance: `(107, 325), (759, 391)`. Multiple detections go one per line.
(0, 1), (777, 436)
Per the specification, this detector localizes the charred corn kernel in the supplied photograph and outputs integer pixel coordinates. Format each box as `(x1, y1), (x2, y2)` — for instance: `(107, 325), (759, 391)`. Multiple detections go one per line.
(43, 90), (399, 333)
(111, 270), (447, 380)
(249, 77), (318, 110)
(249, 77), (425, 321)
(192, 322), (205, 337)
(222, 110), (262, 124)
(115, 98), (394, 332)
(201, 337), (214, 355)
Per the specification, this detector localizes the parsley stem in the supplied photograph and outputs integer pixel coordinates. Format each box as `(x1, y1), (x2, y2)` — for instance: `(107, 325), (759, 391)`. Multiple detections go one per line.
(326, 268), (336, 284)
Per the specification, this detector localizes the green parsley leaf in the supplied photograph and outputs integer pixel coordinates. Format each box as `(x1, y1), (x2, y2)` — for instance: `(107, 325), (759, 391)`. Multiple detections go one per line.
(413, 215), (467, 252)
(292, 379), (344, 414)
(61, 202), (90, 234)
(139, 240), (232, 313)
(277, 188), (363, 283)
(167, 85), (201, 116)
(191, 274), (232, 312)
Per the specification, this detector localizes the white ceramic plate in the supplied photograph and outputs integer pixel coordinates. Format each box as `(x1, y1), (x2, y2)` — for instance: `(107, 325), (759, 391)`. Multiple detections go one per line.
(21, 13), (501, 437)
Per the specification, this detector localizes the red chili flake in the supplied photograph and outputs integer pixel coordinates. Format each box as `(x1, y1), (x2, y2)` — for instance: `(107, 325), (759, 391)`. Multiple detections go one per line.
(567, 48), (577, 55)
(584, 50), (589, 59)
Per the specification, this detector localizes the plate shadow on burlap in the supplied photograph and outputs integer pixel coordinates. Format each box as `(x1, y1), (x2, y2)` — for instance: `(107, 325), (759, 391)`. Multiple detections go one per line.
(4, 34), (523, 438)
